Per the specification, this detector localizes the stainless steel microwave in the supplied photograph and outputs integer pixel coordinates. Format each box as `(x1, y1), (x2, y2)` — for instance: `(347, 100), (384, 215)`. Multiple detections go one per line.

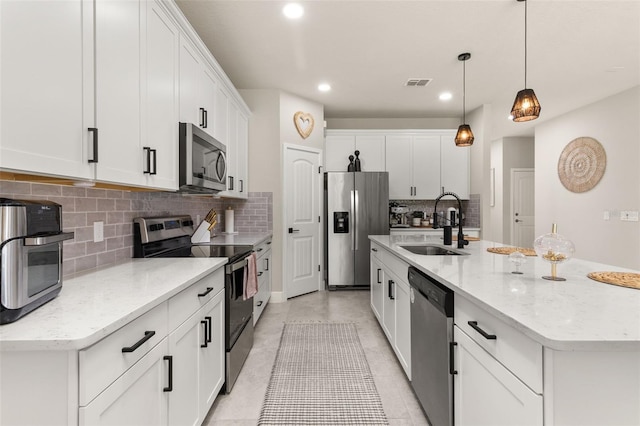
(178, 122), (227, 194)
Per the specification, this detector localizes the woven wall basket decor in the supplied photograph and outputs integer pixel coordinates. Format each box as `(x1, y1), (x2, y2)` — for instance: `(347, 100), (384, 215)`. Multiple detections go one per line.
(557, 137), (606, 193)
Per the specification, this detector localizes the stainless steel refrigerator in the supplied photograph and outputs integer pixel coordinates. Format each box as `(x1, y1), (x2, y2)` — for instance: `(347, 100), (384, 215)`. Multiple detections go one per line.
(324, 172), (389, 289)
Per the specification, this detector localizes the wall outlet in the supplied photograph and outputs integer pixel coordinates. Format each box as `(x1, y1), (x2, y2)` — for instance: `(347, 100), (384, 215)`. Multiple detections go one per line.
(94, 221), (104, 242)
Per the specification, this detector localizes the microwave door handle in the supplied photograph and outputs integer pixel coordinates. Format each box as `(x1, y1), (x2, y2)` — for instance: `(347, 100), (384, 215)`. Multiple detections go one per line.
(24, 232), (75, 246)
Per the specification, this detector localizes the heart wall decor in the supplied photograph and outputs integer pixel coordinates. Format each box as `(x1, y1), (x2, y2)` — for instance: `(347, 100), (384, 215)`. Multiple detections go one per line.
(293, 111), (314, 139)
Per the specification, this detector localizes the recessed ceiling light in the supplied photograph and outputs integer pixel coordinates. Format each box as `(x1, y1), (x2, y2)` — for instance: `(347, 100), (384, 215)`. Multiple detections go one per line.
(283, 3), (304, 19)
(318, 83), (331, 92)
(439, 92), (452, 101)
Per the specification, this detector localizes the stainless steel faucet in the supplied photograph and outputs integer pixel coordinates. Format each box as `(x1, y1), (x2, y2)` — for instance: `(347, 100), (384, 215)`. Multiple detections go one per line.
(433, 191), (469, 249)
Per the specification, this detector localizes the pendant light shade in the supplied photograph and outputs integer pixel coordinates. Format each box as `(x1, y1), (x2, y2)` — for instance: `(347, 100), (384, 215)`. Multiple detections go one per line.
(455, 52), (474, 147)
(511, 0), (541, 122)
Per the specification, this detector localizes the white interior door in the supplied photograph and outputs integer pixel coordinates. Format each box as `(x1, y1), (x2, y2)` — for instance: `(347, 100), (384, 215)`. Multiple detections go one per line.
(511, 169), (535, 247)
(284, 144), (322, 299)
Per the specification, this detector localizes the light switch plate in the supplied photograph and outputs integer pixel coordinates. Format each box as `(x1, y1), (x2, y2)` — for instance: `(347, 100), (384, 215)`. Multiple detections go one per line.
(94, 221), (104, 242)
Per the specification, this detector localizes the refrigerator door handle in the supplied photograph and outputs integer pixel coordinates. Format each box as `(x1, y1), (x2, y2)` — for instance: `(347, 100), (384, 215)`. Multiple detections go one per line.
(350, 190), (356, 250)
(353, 189), (359, 250)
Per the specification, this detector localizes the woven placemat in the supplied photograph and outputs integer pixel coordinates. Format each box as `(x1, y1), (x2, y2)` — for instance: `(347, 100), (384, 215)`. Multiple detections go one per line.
(587, 272), (640, 290)
(487, 247), (537, 256)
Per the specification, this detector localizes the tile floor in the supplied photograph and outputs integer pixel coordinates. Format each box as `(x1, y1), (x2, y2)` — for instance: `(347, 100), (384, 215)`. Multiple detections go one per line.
(203, 290), (429, 425)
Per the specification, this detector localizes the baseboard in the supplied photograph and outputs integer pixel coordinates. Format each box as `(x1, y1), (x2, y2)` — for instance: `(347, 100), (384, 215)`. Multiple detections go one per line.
(270, 291), (285, 303)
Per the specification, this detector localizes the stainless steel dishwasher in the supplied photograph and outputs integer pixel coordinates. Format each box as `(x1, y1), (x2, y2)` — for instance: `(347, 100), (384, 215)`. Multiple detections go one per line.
(408, 266), (454, 426)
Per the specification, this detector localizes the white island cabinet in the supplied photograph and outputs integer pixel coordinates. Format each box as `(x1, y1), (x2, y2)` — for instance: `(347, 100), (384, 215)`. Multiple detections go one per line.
(0, 258), (227, 426)
(369, 234), (640, 425)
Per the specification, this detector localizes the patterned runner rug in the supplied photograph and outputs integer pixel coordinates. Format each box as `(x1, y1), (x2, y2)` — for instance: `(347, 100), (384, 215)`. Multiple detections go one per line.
(258, 322), (388, 425)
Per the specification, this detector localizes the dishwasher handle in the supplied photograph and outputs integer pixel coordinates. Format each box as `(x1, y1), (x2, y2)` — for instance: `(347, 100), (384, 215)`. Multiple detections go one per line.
(449, 341), (458, 375)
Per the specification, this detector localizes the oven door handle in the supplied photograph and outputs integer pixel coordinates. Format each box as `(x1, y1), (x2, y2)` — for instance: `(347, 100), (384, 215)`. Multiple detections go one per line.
(226, 258), (248, 274)
(24, 232), (75, 246)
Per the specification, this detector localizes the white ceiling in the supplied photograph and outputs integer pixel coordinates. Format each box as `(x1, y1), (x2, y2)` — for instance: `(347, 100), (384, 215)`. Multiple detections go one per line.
(175, 0), (640, 139)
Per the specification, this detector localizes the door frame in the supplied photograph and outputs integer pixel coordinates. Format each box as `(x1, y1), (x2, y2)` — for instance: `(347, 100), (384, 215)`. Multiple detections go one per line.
(510, 168), (535, 246)
(282, 143), (324, 299)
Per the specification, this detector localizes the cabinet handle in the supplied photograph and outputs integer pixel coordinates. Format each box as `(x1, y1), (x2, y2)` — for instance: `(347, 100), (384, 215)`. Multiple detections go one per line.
(198, 287), (214, 297)
(449, 342), (458, 375)
(143, 147), (151, 174)
(258, 271), (263, 277)
(467, 321), (497, 340)
(200, 320), (208, 348)
(257, 300), (263, 307)
(265, 258), (269, 271)
(388, 280), (395, 300)
(199, 108), (205, 127)
(377, 268), (382, 284)
(163, 355), (173, 392)
(240, 179), (244, 193)
(203, 109), (208, 128)
(228, 176), (234, 191)
(205, 316), (212, 343)
(122, 330), (155, 353)
(256, 248), (263, 252)
(150, 149), (157, 175)
(372, 248), (378, 252)
(88, 127), (99, 163)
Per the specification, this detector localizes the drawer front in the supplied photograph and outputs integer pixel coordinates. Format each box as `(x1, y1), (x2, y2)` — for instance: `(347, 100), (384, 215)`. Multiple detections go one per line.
(168, 267), (225, 330)
(79, 301), (169, 406)
(379, 247), (410, 283)
(254, 238), (272, 260)
(455, 297), (543, 393)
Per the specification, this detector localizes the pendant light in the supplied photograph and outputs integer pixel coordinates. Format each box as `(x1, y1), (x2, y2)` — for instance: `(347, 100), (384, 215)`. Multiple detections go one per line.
(455, 52), (474, 147)
(510, 0), (541, 122)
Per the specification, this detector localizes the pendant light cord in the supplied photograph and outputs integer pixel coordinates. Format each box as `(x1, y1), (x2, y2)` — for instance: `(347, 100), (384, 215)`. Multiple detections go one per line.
(524, 0), (528, 88)
(462, 59), (466, 123)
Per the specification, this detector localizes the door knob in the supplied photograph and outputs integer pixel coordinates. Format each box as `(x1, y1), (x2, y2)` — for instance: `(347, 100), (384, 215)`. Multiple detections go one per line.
(288, 228), (300, 233)
(515, 219), (522, 223)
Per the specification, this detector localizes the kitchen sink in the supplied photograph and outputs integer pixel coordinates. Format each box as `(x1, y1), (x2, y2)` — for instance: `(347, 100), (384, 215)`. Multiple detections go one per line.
(399, 245), (468, 256)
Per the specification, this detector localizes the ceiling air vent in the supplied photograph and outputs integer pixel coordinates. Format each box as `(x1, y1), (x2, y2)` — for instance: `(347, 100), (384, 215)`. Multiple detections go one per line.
(405, 78), (432, 87)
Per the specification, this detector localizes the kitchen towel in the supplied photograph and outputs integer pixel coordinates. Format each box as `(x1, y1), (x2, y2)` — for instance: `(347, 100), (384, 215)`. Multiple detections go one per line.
(243, 252), (258, 300)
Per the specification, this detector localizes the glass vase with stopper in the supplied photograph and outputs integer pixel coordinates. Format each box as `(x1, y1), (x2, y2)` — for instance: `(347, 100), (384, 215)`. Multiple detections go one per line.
(533, 223), (575, 281)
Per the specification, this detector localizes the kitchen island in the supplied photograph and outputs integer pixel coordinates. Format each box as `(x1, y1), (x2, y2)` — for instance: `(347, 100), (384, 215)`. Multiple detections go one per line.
(370, 233), (640, 426)
(0, 257), (228, 426)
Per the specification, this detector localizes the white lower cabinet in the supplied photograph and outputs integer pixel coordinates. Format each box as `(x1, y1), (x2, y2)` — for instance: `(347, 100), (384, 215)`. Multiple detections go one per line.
(370, 242), (411, 379)
(453, 325), (543, 426)
(253, 239), (273, 324)
(79, 339), (170, 425)
(198, 292), (225, 420)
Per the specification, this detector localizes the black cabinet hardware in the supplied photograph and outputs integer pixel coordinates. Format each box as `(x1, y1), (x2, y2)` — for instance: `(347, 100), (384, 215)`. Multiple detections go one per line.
(449, 342), (458, 375)
(200, 320), (208, 348)
(258, 271), (263, 277)
(203, 109), (208, 128)
(163, 355), (173, 392)
(198, 287), (214, 297)
(468, 321), (497, 340)
(199, 108), (205, 127)
(240, 179), (244, 193)
(88, 127), (98, 163)
(150, 148), (157, 175)
(143, 147), (151, 174)
(257, 300), (263, 307)
(205, 316), (212, 343)
(372, 247), (378, 252)
(288, 228), (300, 233)
(265, 258), (269, 270)
(256, 248), (263, 252)
(377, 268), (382, 284)
(122, 330), (155, 353)
(388, 280), (395, 300)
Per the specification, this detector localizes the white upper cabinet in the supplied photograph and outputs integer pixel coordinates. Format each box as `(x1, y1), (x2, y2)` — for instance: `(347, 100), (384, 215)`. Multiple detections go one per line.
(440, 133), (470, 198)
(325, 132), (386, 172)
(0, 0), (94, 180)
(1, 0), (249, 194)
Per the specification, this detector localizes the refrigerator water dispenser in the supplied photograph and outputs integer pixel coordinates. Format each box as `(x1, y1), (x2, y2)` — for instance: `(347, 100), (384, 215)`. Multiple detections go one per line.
(334, 212), (349, 233)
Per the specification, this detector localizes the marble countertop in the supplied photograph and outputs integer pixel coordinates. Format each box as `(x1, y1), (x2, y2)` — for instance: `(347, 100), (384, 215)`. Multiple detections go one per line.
(201, 232), (272, 248)
(0, 258), (227, 351)
(370, 234), (640, 351)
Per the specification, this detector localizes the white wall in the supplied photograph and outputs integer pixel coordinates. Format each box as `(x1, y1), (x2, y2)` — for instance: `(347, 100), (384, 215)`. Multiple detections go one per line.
(535, 86), (640, 269)
(490, 137), (534, 244)
(467, 104), (493, 240)
(326, 117), (459, 129)
(240, 89), (325, 295)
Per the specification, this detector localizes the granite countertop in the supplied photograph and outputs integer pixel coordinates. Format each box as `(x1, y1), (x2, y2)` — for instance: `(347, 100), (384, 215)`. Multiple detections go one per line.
(370, 234), (640, 351)
(0, 257), (227, 351)
(200, 232), (272, 248)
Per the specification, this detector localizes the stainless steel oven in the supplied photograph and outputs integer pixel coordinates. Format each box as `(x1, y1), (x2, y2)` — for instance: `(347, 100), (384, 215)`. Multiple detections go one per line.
(0, 199), (74, 324)
(179, 122), (227, 194)
(133, 216), (254, 393)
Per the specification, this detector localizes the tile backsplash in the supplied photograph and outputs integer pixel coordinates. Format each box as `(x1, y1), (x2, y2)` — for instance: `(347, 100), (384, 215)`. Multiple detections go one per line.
(391, 193), (480, 227)
(0, 180), (272, 277)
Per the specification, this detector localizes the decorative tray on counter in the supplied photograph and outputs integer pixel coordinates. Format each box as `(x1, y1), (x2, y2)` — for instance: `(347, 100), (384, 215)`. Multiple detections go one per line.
(587, 272), (640, 290)
(486, 247), (537, 256)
